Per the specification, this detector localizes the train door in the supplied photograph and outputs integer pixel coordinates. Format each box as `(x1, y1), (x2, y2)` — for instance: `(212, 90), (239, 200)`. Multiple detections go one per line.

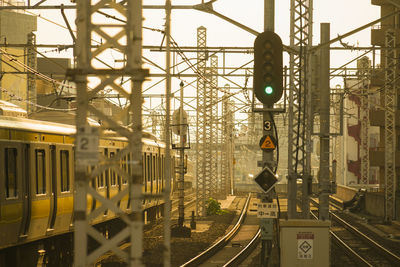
(20, 143), (31, 237)
(147, 153), (152, 193)
(116, 148), (121, 208)
(143, 154), (146, 194)
(104, 148), (110, 215)
(0, 141), (25, 247)
(47, 145), (57, 232)
(96, 148), (107, 207)
(161, 154), (165, 193)
(28, 143), (51, 239)
(54, 144), (73, 232)
(120, 150), (129, 210)
(152, 154), (156, 194)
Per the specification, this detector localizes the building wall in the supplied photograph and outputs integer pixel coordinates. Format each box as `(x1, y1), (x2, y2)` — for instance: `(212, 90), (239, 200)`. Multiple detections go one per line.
(0, 10), (36, 111)
(343, 78), (380, 186)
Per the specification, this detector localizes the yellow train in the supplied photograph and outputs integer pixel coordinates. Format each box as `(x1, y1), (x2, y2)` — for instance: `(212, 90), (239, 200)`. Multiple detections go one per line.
(0, 110), (176, 252)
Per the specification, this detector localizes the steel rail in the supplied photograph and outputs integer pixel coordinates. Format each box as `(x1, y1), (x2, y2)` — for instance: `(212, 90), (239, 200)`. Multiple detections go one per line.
(309, 210), (373, 267)
(330, 212), (400, 265)
(222, 228), (261, 267)
(180, 194), (251, 267)
(94, 193), (197, 265)
(310, 198), (400, 266)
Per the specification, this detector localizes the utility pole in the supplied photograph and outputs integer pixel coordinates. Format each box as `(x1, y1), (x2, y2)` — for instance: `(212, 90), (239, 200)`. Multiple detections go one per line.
(178, 81), (185, 227)
(318, 23), (331, 221)
(164, 0), (172, 265)
(171, 81), (191, 237)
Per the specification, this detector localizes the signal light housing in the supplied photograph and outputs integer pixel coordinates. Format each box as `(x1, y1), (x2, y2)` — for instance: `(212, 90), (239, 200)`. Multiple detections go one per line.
(253, 31), (283, 106)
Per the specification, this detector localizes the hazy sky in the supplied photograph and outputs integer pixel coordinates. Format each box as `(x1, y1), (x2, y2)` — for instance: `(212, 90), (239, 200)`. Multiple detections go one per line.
(25, 0), (381, 116)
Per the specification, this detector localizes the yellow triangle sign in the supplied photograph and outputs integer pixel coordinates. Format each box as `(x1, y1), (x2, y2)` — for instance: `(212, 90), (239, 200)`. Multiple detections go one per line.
(261, 136), (276, 149)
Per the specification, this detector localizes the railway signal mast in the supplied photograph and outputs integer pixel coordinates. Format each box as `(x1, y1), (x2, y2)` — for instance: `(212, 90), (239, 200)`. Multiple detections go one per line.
(252, 29), (283, 265)
(252, 1), (283, 264)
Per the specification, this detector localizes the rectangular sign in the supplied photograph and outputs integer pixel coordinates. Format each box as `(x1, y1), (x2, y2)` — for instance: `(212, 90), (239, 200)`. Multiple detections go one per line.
(76, 126), (99, 167)
(297, 232), (314, 260)
(257, 202), (278, 218)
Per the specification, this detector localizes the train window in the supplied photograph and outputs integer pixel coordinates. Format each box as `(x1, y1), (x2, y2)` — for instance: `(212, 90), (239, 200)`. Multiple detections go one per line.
(142, 154), (145, 184)
(122, 154), (128, 184)
(5, 148), (18, 198)
(110, 152), (116, 186)
(60, 150), (70, 192)
(152, 155), (156, 181)
(35, 149), (46, 195)
(162, 155), (165, 189)
(147, 154), (151, 182)
(98, 172), (105, 188)
(158, 155), (161, 183)
(97, 152), (104, 188)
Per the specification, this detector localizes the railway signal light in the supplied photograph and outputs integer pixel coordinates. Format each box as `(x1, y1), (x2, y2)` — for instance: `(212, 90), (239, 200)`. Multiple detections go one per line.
(253, 31), (283, 106)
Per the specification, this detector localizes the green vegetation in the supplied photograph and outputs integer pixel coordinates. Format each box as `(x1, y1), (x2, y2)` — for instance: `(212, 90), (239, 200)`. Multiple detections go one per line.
(206, 198), (229, 215)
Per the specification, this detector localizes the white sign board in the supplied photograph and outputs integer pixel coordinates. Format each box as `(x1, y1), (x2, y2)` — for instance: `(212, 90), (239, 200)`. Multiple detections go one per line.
(257, 202), (278, 218)
(76, 126), (99, 167)
(297, 232), (314, 260)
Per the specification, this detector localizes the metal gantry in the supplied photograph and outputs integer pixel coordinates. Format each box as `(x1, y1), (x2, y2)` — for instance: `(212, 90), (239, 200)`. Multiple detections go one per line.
(288, 0), (313, 218)
(26, 32), (36, 114)
(384, 29), (396, 222)
(73, 1), (147, 266)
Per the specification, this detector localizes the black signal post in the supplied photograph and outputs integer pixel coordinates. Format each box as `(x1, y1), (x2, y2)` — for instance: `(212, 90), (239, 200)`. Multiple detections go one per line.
(253, 31), (283, 106)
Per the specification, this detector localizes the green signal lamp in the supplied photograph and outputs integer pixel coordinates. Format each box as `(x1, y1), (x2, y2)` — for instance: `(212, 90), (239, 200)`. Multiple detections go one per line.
(265, 86), (273, 95)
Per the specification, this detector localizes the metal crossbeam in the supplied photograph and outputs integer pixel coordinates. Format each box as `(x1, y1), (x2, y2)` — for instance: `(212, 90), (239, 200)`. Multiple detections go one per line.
(384, 29), (396, 222)
(73, 1), (146, 266)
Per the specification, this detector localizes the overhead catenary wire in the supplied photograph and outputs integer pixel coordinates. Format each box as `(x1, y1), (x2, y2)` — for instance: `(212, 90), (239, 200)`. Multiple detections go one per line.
(0, 86), (76, 112)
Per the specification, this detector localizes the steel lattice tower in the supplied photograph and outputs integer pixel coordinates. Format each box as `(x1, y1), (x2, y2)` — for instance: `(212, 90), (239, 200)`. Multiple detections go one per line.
(221, 84), (232, 198)
(73, 1), (147, 266)
(26, 32), (36, 114)
(288, 0), (313, 218)
(384, 29), (396, 222)
(360, 79), (370, 185)
(196, 26), (211, 216)
(210, 55), (219, 198)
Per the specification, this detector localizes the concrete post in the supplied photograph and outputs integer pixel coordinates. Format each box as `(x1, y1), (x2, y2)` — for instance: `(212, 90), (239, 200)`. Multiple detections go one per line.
(318, 23), (331, 221)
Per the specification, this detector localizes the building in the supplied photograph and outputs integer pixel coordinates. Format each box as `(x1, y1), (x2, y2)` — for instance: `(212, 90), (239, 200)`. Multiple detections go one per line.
(0, 8), (36, 111)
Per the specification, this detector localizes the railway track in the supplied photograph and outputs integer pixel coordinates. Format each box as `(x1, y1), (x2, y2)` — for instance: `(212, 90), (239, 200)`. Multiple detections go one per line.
(310, 198), (400, 266)
(94, 191), (196, 266)
(180, 194), (255, 267)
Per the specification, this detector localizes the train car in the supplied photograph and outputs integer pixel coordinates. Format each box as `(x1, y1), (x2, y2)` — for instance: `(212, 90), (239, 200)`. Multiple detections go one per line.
(0, 110), (175, 251)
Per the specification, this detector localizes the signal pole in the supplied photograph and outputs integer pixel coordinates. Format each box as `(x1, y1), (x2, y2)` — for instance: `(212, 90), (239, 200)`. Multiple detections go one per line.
(259, 1), (278, 265)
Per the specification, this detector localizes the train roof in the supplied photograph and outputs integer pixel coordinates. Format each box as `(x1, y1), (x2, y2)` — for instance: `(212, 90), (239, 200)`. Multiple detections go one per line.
(0, 115), (76, 135)
(0, 115), (162, 144)
(0, 100), (28, 118)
